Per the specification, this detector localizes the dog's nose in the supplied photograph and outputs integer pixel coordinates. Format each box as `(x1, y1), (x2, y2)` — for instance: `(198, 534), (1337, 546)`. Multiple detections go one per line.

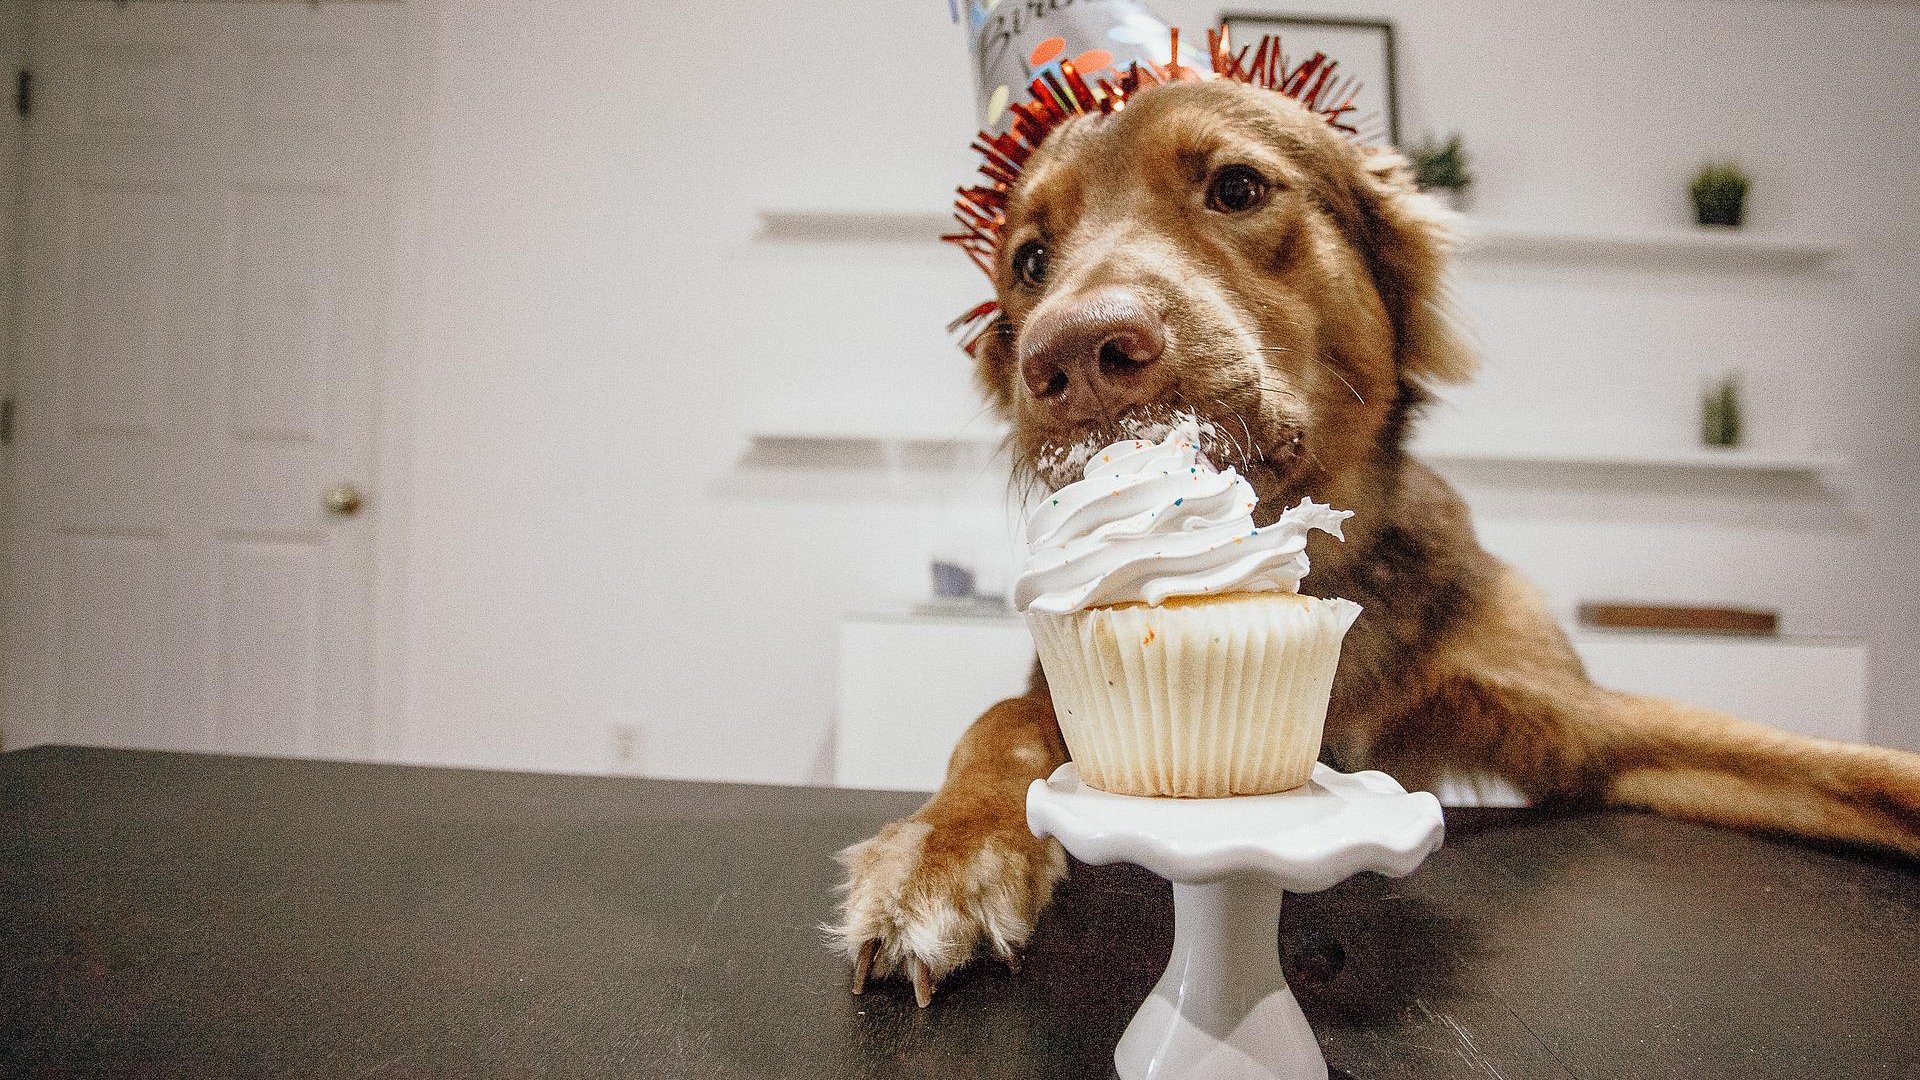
(1019, 287), (1167, 416)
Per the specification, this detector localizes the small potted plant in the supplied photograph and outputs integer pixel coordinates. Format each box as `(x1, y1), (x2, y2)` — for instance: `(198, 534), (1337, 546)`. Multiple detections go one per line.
(1701, 373), (1743, 448)
(1689, 162), (1750, 228)
(1406, 132), (1473, 211)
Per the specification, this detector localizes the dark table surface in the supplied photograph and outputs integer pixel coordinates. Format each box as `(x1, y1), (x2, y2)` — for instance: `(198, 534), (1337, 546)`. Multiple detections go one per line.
(2, 745), (1916, 1079)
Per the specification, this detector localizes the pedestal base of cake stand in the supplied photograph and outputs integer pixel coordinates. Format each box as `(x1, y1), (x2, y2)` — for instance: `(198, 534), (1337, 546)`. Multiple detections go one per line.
(1027, 763), (1445, 1080)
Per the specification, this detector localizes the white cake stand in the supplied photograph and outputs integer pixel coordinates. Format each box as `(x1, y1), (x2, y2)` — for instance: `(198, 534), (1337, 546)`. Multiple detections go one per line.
(1027, 762), (1445, 1080)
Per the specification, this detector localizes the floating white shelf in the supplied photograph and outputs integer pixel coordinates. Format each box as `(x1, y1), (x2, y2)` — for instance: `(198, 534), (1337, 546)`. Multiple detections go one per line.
(755, 208), (1847, 269)
(1457, 220), (1844, 268)
(746, 417), (1003, 447)
(756, 209), (953, 244)
(715, 414), (1007, 500)
(734, 419), (1844, 480)
(1414, 442), (1844, 476)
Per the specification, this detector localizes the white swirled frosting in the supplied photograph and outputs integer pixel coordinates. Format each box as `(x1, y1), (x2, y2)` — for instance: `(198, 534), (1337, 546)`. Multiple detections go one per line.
(1015, 422), (1352, 615)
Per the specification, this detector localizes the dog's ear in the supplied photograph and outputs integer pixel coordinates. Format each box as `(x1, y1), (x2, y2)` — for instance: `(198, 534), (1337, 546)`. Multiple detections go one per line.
(1349, 147), (1476, 386)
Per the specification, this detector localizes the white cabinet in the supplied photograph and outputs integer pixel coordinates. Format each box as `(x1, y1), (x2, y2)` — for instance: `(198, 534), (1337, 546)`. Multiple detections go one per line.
(834, 613), (1868, 794)
(1574, 631), (1866, 743)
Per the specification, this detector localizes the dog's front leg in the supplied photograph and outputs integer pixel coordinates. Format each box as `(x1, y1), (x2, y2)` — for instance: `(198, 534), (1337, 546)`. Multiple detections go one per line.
(830, 692), (1069, 1007)
(1594, 688), (1920, 857)
(1375, 671), (1920, 859)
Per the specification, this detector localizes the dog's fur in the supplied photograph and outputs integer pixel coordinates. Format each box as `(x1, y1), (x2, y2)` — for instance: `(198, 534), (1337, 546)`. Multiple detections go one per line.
(833, 80), (1920, 1006)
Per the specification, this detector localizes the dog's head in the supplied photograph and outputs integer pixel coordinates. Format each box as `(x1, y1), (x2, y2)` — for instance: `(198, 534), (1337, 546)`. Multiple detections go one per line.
(970, 79), (1473, 507)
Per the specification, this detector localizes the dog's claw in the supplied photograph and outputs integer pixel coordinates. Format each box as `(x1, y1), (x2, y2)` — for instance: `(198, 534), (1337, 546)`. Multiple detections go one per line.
(851, 939), (877, 995)
(1002, 950), (1023, 975)
(836, 818), (1065, 1012)
(909, 957), (935, 1008)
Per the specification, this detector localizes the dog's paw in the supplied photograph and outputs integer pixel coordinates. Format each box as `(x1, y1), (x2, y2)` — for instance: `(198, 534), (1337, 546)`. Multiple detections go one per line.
(828, 816), (1067, 1007)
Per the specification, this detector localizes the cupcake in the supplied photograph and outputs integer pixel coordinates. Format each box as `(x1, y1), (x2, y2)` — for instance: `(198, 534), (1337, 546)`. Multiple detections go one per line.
(1016, 421), (1361, 798)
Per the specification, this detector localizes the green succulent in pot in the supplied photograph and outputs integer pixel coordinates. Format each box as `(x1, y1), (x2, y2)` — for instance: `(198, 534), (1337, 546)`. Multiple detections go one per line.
(1690, 162), (1751, 228)
(1701, 374), (1743, 448)
(1406, 132), (1473, 209)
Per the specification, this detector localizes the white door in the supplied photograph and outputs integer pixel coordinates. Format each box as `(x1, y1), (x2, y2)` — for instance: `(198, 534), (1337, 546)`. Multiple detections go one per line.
(1, 1), (408, 757)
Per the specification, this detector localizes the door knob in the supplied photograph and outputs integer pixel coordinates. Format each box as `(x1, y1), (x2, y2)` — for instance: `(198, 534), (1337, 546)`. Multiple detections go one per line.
(324, 482), (366, 517)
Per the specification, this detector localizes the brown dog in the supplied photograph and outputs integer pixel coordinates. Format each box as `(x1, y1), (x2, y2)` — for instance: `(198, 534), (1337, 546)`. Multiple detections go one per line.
(831, 78), (1920, 1007)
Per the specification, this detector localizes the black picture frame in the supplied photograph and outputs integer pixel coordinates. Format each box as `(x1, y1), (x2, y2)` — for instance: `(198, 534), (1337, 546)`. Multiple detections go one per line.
(1218, 12), (1401, 147)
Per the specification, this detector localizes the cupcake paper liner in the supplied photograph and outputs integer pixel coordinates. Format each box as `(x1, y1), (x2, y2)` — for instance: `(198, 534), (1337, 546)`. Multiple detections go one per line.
(1027, 594), (1362, 798)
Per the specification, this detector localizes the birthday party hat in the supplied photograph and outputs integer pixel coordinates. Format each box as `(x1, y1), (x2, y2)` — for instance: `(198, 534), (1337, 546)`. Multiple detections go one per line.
(955, 0), (1207, 131)
(943, 5), (1372, 352)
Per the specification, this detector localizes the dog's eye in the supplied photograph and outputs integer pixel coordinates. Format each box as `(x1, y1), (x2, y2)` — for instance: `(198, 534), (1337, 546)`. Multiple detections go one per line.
(1012, 240), (1050, 287)
(1206, 165), (1269, 214)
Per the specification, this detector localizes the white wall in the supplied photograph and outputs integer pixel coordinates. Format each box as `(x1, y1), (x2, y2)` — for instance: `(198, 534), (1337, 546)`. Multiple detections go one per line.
(394, 0), (1920, 784)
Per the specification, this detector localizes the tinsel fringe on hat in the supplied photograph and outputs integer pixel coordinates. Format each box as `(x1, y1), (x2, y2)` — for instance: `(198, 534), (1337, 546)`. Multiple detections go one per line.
(944, 25), (1374, 356)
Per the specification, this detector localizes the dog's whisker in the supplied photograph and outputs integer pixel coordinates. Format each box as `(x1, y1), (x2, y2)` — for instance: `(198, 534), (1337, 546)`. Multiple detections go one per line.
(1312, 355), (1367, 405)
(1187, 395), (1236, 464)
(1222, 411), (1253, 471)
(1232, 408), (1260, 467)
(936, 401), (1008, 483)
(1254, 380), (1308, 407)
(1256, 346), (1365, 405)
